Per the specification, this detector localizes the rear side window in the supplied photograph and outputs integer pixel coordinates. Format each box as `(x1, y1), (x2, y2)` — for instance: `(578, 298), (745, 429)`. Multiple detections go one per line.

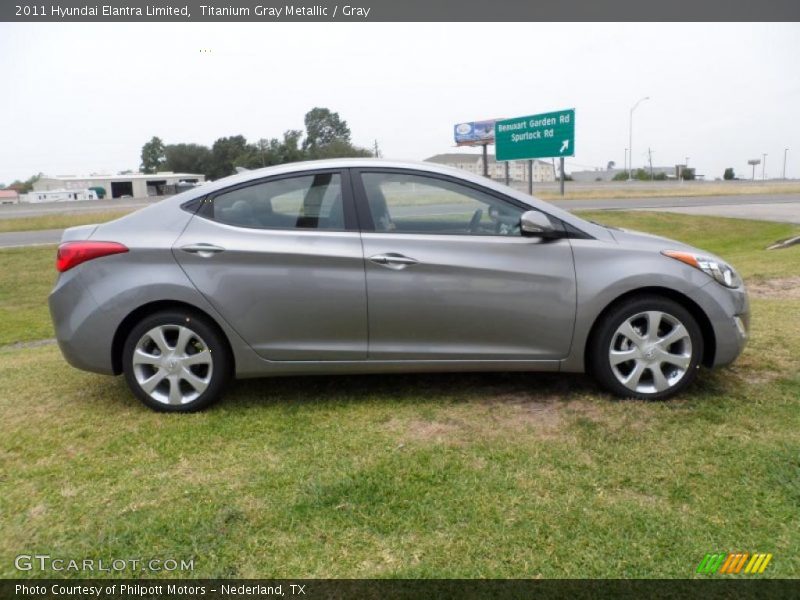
(210, 172), (344, 230)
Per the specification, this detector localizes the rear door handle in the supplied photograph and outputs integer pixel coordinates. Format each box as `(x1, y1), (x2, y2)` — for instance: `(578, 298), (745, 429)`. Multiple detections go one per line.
(180, 243), (225, 257)
(369, 253), (419, 269)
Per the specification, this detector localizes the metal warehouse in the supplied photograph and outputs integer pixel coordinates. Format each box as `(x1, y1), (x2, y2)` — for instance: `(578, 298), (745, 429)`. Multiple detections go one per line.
(33, 172), (205, 199)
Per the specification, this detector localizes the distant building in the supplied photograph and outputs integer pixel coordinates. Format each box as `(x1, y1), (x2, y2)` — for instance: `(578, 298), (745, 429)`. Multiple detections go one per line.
(425, 153), (556, 183)
(570, 166), (679, 182)
(0, 189), (20, 204)
(23, 189), (99, 203)
(33, 171), (205, 199)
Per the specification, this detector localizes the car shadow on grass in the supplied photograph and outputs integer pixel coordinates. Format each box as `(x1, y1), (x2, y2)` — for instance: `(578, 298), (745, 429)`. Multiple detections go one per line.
(224, 370), (606, 410)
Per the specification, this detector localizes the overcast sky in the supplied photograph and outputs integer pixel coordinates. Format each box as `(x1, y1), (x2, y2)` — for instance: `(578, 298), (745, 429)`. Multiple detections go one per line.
(1, 22), (798, 183)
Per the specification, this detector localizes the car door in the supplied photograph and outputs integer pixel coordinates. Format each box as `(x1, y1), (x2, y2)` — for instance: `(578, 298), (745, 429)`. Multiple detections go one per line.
(352, 168), (577, 360)
(173, 169), (367, 361)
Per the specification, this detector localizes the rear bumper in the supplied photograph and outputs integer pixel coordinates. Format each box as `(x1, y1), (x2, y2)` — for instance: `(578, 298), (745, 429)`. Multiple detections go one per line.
(48, 268), (116, 375)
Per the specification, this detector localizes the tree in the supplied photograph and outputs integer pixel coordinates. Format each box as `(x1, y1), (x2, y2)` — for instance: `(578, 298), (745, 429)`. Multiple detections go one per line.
(723, 168), (735, 180)
(208, 135), (252, 180)
(164, 143), (213, 176)
(140, 136), (166, 174)
(303, 107), (352, 152)
(7, 173), (42, 193)
(307, 139), (372, 160)
(681, 167), (696, 181)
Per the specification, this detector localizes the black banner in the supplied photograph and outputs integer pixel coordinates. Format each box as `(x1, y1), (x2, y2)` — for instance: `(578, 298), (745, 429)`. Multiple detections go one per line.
(2, 0), (800, 22)
(2, 579), (800, 600)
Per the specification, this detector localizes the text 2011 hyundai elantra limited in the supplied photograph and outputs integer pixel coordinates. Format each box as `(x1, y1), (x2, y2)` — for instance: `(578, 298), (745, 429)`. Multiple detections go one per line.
(49, 159), (749, 411)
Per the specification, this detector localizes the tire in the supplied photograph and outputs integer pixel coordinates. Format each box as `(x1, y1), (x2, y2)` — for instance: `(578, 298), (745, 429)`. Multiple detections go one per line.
(589, 295), (704, 400)
(122, 309), (231, 412)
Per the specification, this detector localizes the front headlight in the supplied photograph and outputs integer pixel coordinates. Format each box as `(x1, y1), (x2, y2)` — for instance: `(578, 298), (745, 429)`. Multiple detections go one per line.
(662, 250), (742, 288)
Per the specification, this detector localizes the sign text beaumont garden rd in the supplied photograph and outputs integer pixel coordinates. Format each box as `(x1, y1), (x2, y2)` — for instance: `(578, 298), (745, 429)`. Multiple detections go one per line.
(495, 109), (575, 161)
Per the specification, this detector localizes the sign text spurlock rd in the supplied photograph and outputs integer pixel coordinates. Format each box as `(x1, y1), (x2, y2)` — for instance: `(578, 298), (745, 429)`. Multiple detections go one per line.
(495, 109), (575, 161)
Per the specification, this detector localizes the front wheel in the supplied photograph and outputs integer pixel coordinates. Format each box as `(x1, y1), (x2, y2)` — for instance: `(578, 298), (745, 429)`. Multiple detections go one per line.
(590, 296), (704, 400)
(122, 310), (231, 412)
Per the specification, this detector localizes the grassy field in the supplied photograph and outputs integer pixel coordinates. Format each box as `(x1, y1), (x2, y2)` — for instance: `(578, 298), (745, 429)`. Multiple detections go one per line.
(0, 245), (57, 345)
(0, 213), (798, 579)
(0, 210), (132, 234)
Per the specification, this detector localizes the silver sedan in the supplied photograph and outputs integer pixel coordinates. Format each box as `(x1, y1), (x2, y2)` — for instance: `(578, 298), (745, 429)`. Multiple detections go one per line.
(49, 159), (749, 411)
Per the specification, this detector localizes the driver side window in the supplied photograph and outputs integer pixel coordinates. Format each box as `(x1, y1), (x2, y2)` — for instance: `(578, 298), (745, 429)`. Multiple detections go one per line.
(360, 172), (524, 236)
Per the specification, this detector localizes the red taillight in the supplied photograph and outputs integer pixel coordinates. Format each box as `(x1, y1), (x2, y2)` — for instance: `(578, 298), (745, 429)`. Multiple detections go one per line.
(56, 241), (128, 272)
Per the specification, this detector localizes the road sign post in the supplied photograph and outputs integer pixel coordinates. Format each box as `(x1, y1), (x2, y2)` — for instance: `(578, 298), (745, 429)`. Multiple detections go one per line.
(495, 109), (574, 195)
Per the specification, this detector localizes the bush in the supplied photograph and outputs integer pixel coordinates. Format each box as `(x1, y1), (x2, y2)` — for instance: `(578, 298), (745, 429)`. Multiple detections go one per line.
(724, 168), (735, 180)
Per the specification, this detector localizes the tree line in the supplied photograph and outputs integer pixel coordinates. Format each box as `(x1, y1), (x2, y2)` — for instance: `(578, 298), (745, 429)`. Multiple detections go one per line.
(139, 107), (372, 180)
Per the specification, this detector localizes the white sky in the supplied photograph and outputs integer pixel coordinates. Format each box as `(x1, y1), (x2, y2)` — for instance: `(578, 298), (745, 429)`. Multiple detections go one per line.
(1, 22), (798, 183)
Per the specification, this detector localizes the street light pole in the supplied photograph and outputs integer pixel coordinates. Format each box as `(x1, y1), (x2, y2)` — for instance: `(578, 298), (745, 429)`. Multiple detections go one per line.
(784, 148), (789, 179)
(628, 96), (650, 181)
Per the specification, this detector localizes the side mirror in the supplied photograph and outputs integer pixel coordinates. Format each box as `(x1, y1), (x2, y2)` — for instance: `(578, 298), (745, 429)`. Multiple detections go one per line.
(520, 210), (557, 237)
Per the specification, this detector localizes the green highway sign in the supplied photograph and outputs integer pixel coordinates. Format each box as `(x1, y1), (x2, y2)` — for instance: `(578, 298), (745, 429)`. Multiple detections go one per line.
(495, 109), (575, 161)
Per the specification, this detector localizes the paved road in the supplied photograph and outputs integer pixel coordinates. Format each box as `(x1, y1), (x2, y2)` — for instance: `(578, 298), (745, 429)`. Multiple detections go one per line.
(0, 228), (65, 248)
(1, 194), (797, 248)
(550, 193), (800, 211)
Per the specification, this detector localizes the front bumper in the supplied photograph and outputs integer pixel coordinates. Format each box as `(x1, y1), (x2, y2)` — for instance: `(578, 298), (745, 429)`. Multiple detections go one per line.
(690, 280), (749, 368)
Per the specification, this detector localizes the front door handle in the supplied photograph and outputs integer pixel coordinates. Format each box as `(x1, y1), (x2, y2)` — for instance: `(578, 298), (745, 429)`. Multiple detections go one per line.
(369, 253), (419, 269)
(180, 243), (225, 258)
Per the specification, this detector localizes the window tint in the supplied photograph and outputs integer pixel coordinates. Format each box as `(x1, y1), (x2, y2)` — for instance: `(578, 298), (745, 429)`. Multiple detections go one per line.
(361, 172), (524, 236)
(212, 172), (344, 230)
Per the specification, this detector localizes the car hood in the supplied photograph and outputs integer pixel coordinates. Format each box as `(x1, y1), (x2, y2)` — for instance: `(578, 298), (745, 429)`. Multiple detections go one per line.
(609, 227), (711, 256)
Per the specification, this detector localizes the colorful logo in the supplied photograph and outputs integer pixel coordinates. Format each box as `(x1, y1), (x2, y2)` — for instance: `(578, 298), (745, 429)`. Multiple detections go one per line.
(697, 552), (773, 575)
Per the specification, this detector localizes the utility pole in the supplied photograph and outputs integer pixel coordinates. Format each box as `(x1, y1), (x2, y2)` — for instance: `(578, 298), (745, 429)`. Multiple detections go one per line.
(373, 139), (381, 158)
(648, 148), (654, 180)
(527, 160), (533, 195)
(762, 153), (767, 180)
(784, 148), (789, 179)
(624, 148), (628, 177)
(482, 143), (489, 177)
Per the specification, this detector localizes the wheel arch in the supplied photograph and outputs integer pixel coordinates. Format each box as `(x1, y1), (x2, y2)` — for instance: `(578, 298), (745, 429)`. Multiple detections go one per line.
(111, 300), (235, 376)
(584, 286), (716, 371)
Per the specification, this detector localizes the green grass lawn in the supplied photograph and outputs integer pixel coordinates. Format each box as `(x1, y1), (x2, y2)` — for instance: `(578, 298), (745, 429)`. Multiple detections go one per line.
(0, 212), (798, 579)
(0, 245), (57, 345)
(0, 210), (133, 234)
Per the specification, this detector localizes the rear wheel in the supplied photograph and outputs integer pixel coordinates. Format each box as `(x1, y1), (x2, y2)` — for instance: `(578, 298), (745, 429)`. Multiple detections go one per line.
(590, 295), (704, 400)
(122, 310), (231, 412)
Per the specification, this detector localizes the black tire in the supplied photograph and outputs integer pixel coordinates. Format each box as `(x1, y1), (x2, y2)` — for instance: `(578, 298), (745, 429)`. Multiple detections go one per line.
(122, 309), (231, 412)
(589, 295), (704, 400)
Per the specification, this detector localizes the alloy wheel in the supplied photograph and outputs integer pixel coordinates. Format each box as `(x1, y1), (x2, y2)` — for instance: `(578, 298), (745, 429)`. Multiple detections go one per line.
(608, 310), (693, 394)
(131, 324), (213, 405)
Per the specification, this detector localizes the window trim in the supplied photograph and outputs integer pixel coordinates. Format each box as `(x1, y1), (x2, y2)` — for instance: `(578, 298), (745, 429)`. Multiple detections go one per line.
(350, 167), (552, 237)
(192, 168), (358, 232)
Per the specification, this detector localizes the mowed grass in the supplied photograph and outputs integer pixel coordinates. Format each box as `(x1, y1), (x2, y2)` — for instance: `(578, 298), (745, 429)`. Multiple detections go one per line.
(0, 245), (57, 345)
(0, 210), (134, 234)
(0, 212), (798, 579)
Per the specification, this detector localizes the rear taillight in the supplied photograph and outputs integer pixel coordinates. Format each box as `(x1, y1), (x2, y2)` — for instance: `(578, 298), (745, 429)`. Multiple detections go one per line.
(56, 241), (128, 272)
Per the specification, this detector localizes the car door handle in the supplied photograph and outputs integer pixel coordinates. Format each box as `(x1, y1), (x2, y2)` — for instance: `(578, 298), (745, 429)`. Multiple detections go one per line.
(180, 243), (225, 257)
(369, 253), (419, 269)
